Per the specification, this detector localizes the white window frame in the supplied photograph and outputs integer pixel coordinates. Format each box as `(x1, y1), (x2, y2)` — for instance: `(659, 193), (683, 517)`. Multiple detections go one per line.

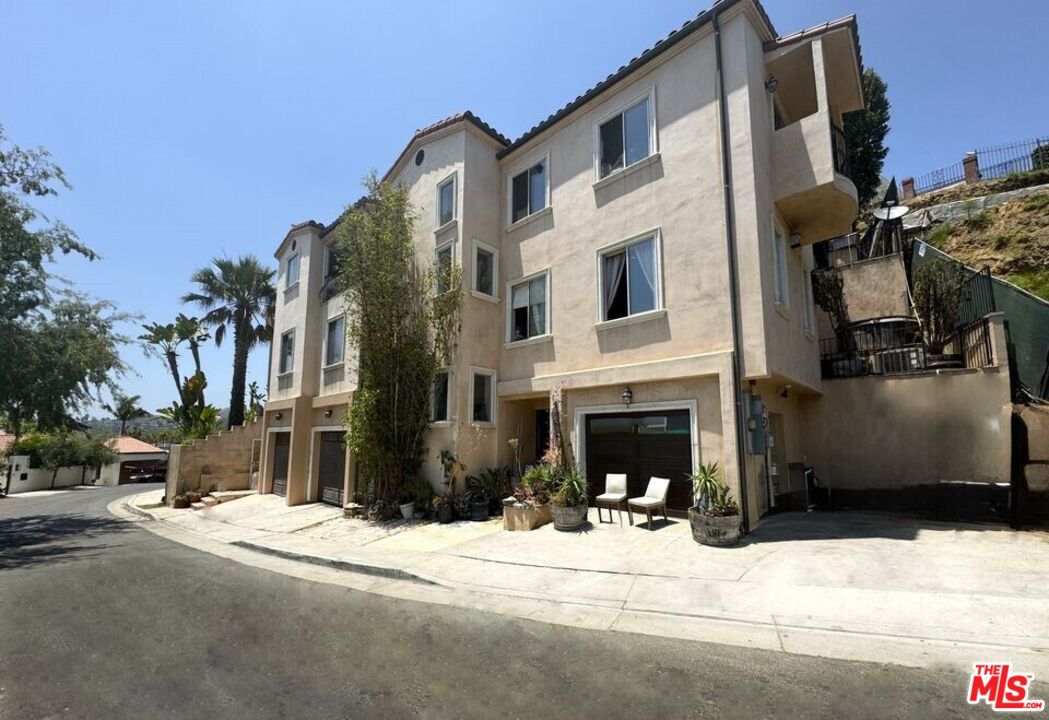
(472, 239), (499, 301)
(802, 267), (815, 337)
(505, 268), (551, 344)
(323, 313), (346, 368)
(592, 86), (658, 182)
(285, 252), (300, 291)
(435, 240), (455, 296)
(772, 215), (790, 308)
(278, 329), (295, 375)
(430, 367), (452, 425)
(505, 152), (550, 228)
(436, 172), (457, 229)
(468, 367), (496, 427)
(595, 229), (664, 324)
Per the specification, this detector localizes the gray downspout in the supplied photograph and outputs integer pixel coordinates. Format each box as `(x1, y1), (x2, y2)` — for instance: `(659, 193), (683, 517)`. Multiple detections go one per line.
(713, 10), (751, 533)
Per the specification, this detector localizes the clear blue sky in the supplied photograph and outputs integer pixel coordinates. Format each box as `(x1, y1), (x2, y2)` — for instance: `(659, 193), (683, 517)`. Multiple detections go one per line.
(3, 0), (1047, 415)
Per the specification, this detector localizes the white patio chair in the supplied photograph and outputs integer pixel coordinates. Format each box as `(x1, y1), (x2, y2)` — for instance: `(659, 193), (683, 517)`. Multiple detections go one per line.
(595, 473), (628, 526)
(627, 477), (670, 530)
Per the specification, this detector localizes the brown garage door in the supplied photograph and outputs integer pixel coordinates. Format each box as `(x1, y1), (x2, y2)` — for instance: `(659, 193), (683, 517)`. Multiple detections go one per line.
(585, 410), (693, 513)
(271, 433), (290, 497)
(317, 431), (345, 507)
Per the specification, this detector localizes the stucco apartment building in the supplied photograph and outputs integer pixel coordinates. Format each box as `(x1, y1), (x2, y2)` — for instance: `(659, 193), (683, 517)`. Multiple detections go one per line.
(257, 0), (869, 529)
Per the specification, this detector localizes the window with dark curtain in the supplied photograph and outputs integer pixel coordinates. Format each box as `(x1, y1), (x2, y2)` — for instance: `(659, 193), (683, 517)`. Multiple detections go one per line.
(438, 179), (455, 226)
(436, 245), (452, 295)
(325, 316), (344, 366)
(431, 370), (449, 422)
(279, 331), (294, 373)
(511, 172), (529, 223)
(623, 98), (650, 166)
(476, 247), (494, 296)
(528, 162), (546, 214)
(472, 373), (491, 423)
(511, 283), (530, 341)
(599, 115), (624, 178)
(603, 251), (628, 320)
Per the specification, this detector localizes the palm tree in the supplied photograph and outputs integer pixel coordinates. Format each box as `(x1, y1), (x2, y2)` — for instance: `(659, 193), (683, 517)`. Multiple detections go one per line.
(139, 322), (184, 402)
(105, 392), (149, 435)
(183, 256), (275, 429)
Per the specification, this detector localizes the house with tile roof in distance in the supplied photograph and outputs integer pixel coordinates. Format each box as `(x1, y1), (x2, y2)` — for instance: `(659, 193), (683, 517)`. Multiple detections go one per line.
(245, 0), (1013, 528)
(2, 435), (167, 494)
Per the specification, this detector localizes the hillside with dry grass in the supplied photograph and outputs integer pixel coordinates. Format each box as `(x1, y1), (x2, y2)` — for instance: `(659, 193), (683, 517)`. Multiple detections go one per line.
(915, 173), (1049, 300)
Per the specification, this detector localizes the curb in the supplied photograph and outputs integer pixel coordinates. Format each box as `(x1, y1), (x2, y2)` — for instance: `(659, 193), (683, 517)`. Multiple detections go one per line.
(230, 539), (438, 586)
(122, 502), (159, 521)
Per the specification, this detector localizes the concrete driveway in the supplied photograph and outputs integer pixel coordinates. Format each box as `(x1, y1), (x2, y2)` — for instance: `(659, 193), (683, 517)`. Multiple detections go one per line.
(125, 492), (1049, 675)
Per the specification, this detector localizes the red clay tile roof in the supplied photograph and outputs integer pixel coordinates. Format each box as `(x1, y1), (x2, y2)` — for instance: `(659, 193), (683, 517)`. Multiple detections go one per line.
(381, 111), (509, 182)
(497, 0), (777, 159)
(0, 433), (14, 454)
(106, 436), (166, 455)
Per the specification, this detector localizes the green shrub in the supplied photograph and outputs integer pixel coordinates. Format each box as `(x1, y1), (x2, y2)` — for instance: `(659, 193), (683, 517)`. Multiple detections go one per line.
(991, 234), (1011, 250)
(1023, 193), (1049, 212)
(1011, 270), (1049, 301)
(925, 222), (953, 248)
(965, 210), (992, 230)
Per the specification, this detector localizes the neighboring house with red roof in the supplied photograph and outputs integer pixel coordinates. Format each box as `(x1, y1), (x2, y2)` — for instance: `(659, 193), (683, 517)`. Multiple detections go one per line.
(2, 435), (167, 494)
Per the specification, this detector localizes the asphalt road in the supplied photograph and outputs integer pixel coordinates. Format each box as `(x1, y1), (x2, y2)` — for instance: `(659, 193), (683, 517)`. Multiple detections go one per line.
(0, 485), (1004, 719)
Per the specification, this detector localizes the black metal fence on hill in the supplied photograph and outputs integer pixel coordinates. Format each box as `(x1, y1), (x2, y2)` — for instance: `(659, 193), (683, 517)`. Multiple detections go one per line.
(910, 137), (1049, 195)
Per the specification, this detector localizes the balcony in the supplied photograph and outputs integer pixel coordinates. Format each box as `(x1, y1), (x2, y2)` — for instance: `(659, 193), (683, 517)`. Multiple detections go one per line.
(766, 29), (863, 245)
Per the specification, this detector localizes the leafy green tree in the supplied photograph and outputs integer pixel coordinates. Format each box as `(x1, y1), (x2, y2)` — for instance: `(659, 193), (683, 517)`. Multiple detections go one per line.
(332, 175), (462, 516)
(155, 371), (222, 440)
(139, 321), (186, 404)
(104, 393), (149, 435)
(913, 259), (964, 355)
(2, 295), (130, 437)
(844, 68), (891, 208)
(183, 257), (275, 429)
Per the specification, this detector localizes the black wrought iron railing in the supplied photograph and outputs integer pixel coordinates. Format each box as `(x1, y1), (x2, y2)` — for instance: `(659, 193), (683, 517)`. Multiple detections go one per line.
(819, 316), (995, 379)
(831, 123), (850, 178)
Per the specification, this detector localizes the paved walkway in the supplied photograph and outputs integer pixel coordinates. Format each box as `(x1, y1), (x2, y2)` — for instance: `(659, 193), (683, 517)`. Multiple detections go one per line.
(121, 490), (1049, 674)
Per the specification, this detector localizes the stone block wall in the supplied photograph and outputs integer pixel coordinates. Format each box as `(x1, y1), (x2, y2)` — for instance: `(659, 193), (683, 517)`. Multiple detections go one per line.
(165, 419), (263, 503)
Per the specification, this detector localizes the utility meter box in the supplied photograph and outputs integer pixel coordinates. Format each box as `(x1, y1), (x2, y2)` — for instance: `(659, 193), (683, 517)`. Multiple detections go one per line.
(743, 392), (767, 455)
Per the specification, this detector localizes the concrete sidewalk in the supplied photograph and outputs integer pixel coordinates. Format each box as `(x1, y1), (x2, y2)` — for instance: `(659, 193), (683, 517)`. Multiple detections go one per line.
(120, 490), (1049, 674)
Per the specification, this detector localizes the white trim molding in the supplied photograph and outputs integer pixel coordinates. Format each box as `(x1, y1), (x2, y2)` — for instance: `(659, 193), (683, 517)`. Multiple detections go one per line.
(594, 227), (665, 325)
(436, 171), (457, 228)
(472, 238), (499, 300)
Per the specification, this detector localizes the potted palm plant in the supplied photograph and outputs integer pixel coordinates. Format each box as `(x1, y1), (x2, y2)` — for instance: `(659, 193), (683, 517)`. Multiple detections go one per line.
(687, 462), (742, 546)
(551, 464), (588, 531)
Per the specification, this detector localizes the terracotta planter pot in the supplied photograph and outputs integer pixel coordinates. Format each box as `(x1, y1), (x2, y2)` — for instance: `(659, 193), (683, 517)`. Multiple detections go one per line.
(551, 502), (588, 531)
(172, 497), (190, 509)
(186, 492), (201, 504)
(688, 508), (741, 546)
(502, 503), (552, 531)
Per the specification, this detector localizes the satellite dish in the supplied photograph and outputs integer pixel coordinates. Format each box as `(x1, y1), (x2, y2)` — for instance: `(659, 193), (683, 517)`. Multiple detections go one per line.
(873, 205), (909, 221)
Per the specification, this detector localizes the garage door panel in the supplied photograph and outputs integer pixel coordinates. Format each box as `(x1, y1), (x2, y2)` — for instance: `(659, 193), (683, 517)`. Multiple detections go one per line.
(318, 431), (346, 507)
(586, 409), (693, 513)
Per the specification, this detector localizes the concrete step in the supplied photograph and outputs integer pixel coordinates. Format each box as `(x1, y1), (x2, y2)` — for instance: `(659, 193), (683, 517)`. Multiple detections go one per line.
(190, 502), (208, 511)
(211, 490), (255, 504)
(201, 496), (220, 507)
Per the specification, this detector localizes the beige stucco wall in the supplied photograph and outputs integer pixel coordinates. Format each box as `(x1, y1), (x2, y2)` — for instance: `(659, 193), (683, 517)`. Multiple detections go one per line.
(799, 367), (1012, 490)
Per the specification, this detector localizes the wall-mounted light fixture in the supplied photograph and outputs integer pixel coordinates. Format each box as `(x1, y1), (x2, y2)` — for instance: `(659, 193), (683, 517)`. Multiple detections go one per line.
(275, 412), (283, 421)
(764, 75), (779, 94)
(621, 386), (634, 407)
(324, 408), (333, 418)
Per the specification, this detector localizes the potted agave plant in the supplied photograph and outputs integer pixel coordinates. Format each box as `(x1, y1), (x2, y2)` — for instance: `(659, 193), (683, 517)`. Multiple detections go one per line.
(551, 464), (588, 531)
(687, 462), (742, 546)
(465, 474), (492, 521)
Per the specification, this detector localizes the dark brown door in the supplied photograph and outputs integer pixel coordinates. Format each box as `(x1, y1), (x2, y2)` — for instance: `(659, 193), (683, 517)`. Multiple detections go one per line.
(317, 431), (345, 506)
(271, 433), (290, 497)
(585, 410), (693, 513)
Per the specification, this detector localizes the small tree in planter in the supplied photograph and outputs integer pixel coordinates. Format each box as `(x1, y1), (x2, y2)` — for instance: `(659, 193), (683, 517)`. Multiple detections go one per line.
(913, 259), (964, 361)
(550, 464), (588, 531)
(687, 463), (742, 546)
